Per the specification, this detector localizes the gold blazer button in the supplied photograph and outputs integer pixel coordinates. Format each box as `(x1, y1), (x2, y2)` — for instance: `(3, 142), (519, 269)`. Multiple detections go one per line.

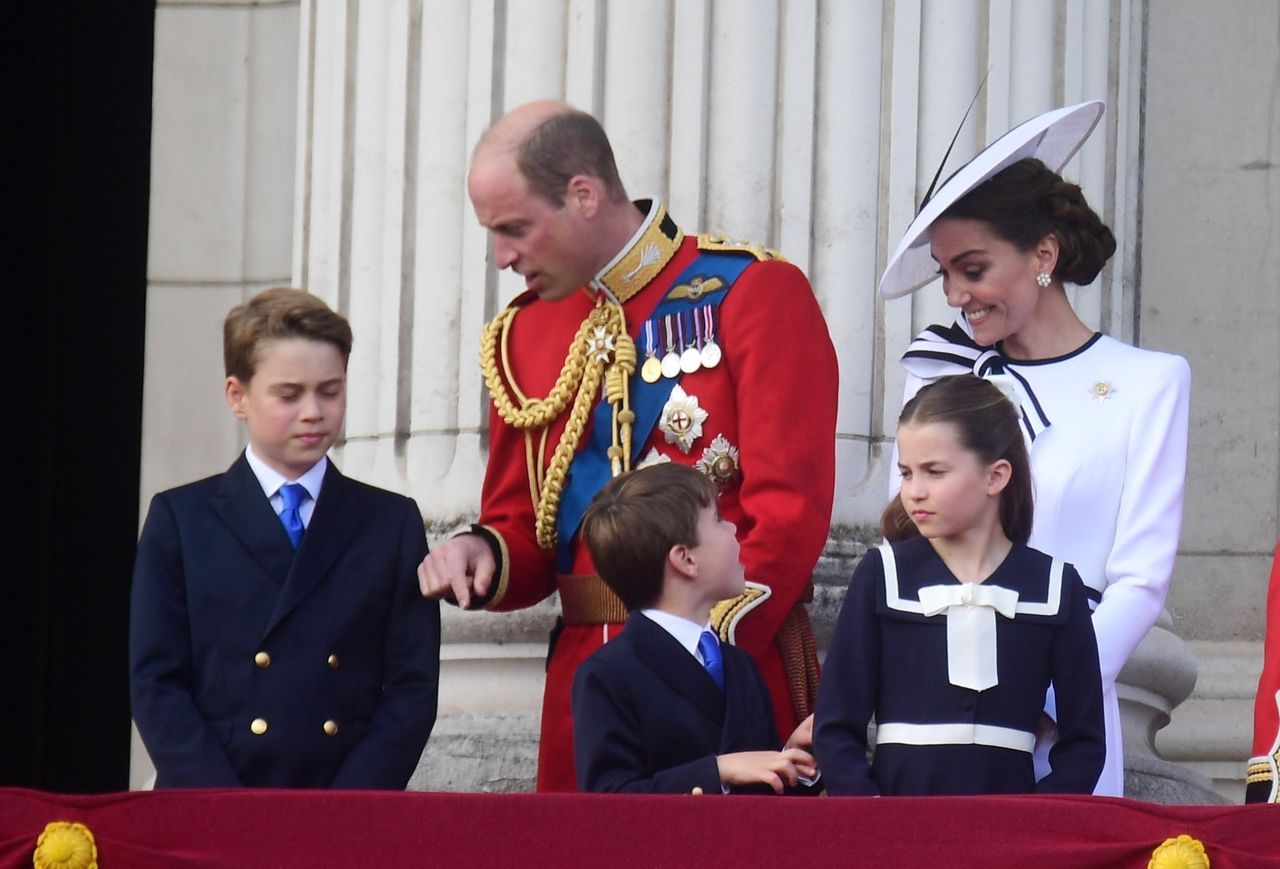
(323, 720), (339, 736)
(254, 651), (270, 668)
(250, 718), (268, 735)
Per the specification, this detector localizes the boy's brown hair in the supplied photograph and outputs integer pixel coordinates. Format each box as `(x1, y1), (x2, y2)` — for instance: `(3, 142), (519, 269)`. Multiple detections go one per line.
(582, 463), (717, 611)
(223, 287), (353, 382)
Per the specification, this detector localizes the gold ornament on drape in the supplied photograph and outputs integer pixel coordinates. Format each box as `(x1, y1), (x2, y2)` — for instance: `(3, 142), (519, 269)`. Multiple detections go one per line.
(33, 821), (98, 869)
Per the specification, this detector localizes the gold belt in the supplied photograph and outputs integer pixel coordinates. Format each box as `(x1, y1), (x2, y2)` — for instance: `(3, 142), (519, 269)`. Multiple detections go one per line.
(557, 573), (628, 625)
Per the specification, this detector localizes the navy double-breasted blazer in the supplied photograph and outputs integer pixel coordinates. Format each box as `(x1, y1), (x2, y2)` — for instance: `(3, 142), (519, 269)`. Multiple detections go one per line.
(129, 454), (440, 789)
(571, 611), (783, 794)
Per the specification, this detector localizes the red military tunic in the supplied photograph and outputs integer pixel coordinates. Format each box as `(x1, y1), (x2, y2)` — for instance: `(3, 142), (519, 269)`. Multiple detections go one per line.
(473, 201), (837, 791)
(1247, 541), (1280, 802)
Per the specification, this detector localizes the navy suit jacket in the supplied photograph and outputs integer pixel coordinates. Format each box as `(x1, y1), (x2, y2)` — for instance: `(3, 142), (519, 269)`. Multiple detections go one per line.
(571, 611), (782, 794)
(129, 454), (440, 789)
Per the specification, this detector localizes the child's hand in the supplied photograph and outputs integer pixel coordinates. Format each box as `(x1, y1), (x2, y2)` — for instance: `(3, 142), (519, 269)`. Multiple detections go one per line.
(1036, 712), (1059, 744)
(784, 713), (814, 751)
(716, 748), (818, 794)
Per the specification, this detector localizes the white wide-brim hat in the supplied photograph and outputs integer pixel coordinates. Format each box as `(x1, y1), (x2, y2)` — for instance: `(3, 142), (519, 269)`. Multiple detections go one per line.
(877, 100), (1105, 300)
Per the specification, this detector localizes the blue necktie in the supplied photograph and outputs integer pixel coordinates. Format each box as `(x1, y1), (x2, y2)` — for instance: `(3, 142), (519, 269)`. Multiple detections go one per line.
(278, 483), (308, 549)
(698, 629), (724, 692)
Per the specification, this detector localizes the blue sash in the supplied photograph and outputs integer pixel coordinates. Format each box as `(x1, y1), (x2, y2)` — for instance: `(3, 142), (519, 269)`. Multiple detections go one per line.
(554, 250), (754, 570)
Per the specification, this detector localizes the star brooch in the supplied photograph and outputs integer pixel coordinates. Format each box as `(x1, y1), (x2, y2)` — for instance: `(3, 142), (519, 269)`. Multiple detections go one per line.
(695, 434), (740, 485)
(1088, 380), (1117, 401)
(659, 385), (708, 453)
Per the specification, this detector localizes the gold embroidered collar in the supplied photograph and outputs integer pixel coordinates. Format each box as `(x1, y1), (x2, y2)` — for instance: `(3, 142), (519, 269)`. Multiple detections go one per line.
(589, 200), (684, 304)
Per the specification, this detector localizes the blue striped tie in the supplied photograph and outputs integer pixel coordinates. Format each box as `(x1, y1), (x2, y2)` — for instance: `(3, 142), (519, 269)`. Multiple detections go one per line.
(278, 483), (308, 549)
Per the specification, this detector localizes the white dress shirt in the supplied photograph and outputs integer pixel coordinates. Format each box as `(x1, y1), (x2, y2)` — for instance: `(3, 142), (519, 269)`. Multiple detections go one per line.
(640, 609), (716, 666)
(244, 446), (327, 529)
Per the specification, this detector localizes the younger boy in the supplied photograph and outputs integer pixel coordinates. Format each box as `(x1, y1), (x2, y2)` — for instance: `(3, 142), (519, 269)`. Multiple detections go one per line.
(130, 287), (439, 789)
(572, 462), (816, 794)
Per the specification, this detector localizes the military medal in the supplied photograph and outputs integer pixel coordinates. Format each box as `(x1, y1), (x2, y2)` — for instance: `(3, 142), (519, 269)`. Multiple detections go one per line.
(660, 315), (681, 379)
(658, 385), (708, 453)
(695, 433), (740, 485)
(640, 319), (662, 383)
(700, 305), (721, 368)
(680, 346), (701, 374)
(679, 311), (701, 374)
(586, 325), (615, 363)
(642, 355), (663, 383)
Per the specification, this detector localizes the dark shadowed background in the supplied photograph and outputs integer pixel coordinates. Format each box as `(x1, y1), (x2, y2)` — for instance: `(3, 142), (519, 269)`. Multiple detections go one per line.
(1, 0), (154, 791)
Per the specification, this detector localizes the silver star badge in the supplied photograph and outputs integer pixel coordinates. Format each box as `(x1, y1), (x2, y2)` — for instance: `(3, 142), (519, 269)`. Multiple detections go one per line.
(658, 385), (708, 454)
(695, 434), (740, 485)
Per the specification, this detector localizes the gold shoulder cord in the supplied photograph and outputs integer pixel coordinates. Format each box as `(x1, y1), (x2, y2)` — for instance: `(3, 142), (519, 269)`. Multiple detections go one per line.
(480, 296), (636, 552)
(696, 232), (786, 262)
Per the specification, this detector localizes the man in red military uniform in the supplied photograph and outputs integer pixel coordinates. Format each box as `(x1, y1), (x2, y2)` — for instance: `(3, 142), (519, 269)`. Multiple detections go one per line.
(419, 100), (837, 791)
(1247, 541), (1280, 803)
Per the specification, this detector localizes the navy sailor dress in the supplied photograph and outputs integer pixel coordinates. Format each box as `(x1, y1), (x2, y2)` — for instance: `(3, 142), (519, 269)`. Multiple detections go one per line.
(814, 537), (1105, 795)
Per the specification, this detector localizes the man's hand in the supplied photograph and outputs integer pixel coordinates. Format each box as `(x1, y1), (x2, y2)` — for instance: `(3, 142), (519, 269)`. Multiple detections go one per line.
(716, 748), (817, 795)
(784, 713), (814, 752)
(417, 534), (495, 610)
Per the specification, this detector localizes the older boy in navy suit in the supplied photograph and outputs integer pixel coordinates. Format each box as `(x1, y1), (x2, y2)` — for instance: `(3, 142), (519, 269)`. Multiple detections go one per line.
(572, 463), (817, 794)
(130, 287), (439, 788)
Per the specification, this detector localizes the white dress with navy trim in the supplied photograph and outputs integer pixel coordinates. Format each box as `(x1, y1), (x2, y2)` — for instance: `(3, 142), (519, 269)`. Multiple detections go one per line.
(813, 538), (1105, 796)
(897, 323), (1191, 796)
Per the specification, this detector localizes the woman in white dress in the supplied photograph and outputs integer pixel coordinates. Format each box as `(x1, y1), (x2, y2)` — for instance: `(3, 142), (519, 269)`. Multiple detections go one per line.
(879, 102), (1191, 796)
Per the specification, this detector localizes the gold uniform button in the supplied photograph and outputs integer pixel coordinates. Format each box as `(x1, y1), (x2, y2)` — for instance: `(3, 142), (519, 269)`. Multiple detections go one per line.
(254, 651), (271, 668)
(323, 720), (339, 736)
(250, 718), (268, 735)
(327, 654), (340, 669)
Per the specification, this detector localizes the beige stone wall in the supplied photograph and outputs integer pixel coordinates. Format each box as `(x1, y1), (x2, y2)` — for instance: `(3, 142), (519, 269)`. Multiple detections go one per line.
(1141, 1), (1280, 643)
(1141, 0), (1280, 803)
(141, 0), (300, 509)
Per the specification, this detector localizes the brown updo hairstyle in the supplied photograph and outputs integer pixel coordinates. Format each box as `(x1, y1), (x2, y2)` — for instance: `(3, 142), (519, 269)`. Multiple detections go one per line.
(941, 157), (1117, 286)
(881, 375), (1034, 544)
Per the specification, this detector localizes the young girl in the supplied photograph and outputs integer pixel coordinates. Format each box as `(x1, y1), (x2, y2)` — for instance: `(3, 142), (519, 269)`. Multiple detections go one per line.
(814, 375), (1105, 795)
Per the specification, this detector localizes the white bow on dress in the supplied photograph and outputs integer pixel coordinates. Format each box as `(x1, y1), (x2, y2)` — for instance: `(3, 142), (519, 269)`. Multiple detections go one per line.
(918, 582), (1019, 692)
